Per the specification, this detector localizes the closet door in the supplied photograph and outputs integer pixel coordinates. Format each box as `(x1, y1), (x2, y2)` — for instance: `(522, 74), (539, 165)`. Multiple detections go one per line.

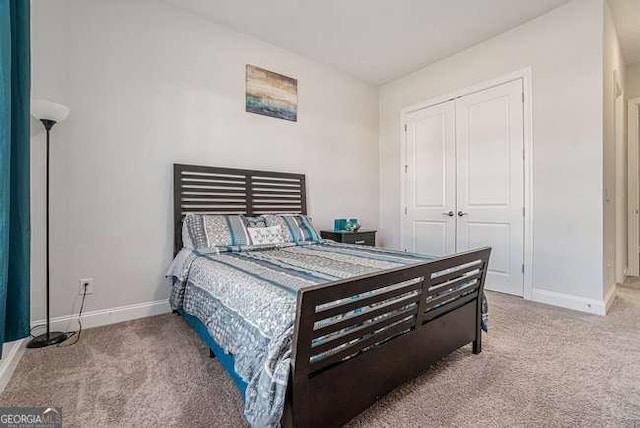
(403, 101), (456, 256)
(455, 79), (524, 296)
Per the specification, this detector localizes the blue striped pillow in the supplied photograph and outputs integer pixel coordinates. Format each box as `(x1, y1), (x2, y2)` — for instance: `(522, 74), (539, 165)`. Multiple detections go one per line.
(264, 214), (321, 243)
(182, 214), (251, 252)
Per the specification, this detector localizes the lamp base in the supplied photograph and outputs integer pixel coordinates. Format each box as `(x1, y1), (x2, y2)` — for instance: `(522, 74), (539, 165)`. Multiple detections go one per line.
(26, 331), (68, 348)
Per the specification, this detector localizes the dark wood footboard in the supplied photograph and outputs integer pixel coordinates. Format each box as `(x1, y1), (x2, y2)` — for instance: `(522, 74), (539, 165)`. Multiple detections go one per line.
(287, 247), (491, 428)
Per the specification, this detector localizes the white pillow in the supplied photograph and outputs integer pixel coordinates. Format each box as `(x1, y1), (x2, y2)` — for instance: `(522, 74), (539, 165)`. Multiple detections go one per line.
(247, 225), (286, 246)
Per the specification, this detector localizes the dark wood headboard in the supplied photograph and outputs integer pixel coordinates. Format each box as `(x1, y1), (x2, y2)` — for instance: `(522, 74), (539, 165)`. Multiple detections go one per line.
(173, 163), (307, 254)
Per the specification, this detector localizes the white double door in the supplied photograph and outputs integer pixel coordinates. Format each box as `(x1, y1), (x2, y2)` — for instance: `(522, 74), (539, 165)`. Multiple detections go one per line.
(402, 79), (525, 296)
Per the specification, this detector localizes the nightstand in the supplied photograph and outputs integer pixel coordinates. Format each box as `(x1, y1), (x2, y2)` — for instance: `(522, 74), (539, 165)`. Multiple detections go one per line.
(320, 230), (377, 246)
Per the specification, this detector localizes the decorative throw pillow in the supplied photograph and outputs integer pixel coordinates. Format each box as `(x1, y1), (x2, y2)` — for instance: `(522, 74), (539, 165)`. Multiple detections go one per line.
(262, 215), (292, 242)
(247, 225), (286, 247)
(242, 215), (268, 228)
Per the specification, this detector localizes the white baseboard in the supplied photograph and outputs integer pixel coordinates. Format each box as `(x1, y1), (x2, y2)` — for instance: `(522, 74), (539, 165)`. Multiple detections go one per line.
(604, 285), (617, 314)
(530, 288), (609, 316)
(31, 299), (172, 332)
(0, 339), (27, 393)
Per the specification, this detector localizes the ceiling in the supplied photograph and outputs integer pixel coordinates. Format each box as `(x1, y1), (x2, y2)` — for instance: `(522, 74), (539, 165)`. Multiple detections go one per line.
(163, 0), (571, 84)
(609, 0), (640, 65)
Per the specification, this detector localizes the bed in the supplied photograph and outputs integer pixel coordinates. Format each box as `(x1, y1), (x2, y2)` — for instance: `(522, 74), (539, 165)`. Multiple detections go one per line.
(168, 163), (491, 428)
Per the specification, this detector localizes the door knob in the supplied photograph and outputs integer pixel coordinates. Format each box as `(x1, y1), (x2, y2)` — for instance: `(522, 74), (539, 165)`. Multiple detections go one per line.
(458, 211), (468, 217)
(442, 211), (454, 217)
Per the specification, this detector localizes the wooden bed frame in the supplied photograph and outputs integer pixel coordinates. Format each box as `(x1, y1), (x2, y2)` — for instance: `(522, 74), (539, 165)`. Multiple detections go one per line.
(173, 163), (491, 427)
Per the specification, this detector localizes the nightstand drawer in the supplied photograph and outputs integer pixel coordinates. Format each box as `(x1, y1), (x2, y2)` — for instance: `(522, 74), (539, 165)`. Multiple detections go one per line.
(341, 232), (375, 246)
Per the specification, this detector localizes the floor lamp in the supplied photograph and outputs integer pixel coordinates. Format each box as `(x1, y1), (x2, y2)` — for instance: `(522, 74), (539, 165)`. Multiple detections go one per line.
(28, 99), (70, 348)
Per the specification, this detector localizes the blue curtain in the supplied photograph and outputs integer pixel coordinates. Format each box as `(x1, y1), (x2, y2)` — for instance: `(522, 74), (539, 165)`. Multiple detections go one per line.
(0, 0), (31, 354)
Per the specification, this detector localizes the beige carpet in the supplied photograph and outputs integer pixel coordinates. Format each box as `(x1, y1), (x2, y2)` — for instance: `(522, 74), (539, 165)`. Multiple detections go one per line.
(2, 288), (640, 427)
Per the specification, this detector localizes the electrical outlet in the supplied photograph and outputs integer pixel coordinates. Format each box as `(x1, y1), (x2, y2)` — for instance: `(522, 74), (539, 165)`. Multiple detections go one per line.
(79, 278), (94, 295)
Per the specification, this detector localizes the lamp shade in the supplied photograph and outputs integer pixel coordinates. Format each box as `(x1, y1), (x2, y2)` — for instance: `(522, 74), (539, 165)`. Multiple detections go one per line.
(31, 99), (70, 123)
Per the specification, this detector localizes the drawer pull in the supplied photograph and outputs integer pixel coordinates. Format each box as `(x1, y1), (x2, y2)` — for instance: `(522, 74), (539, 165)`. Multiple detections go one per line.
(355, 240), (366, 244)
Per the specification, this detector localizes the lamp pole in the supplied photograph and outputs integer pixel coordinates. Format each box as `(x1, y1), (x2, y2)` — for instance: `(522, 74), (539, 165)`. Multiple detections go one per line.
(27, 118), (68, 348)
(43, 119), (54, 341)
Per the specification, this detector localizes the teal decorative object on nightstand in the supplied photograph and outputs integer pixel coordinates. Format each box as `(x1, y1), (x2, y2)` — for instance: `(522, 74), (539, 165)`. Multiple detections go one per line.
(345, 218), (360, 232)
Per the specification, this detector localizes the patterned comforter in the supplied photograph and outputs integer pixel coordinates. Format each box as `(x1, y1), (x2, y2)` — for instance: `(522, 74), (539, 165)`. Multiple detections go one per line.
(167, 242), (486, 427)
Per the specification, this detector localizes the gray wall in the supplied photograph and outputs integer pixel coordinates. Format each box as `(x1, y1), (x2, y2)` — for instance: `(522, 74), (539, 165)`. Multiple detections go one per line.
(379, 0), (606, 305)
(30, 0), (380, 321)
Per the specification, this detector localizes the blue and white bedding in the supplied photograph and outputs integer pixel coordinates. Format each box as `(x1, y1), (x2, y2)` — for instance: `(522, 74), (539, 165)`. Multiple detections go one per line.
(167, 242), (488, 427)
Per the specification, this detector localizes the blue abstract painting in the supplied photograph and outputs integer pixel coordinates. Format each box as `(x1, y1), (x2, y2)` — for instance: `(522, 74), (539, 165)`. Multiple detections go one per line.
(246, 65), (297, 122)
